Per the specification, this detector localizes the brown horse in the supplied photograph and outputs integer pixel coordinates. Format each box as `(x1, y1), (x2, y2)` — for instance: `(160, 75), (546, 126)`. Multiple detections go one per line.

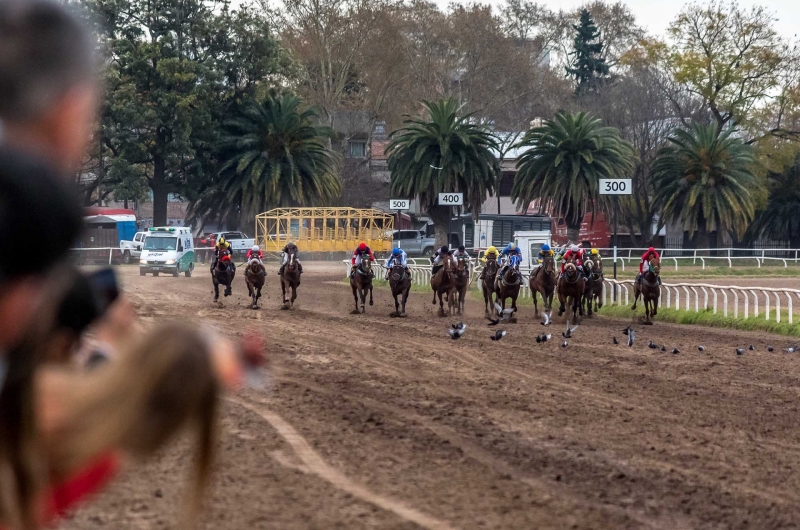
(430, 256), (456, 317)
(530, 254), (556, 323)
(245, 259), (266, 309)
(480, 257), (500, 317)
(281, 250), (301, 309)
(632, 255), (660, 324)
(585, 256), (604, 315)
(495, 256), (521, 316)
(557, 262), (585, 322)
(581, 259), (597, 317)
(388, 263), (411, 317)
(350, 257), (374, 314)
(453, 254), (470, 316)
(212, 251), (234, 302)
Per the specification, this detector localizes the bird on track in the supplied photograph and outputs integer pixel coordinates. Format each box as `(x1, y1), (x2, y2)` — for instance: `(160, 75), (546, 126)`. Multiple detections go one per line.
(627, 329), (635, 347)
(452, 322), (465, 330)
(698, 346), (705, 352)
(613, 337), (619, 345)
(672, 348), (680, 354)
(449, 323), (467, 340)
(487, 318), (500, 326)
(660, 345), (666, 352)
(748, 345), (755, 351)
(490, 330), (506, 341)
(561, 340), (568, 348)
(768, 346), (774, 352)
(621, 326), (632, 336)
(736, 348), (745, 355)
(648, 341), (658, 349)
(784, 346), (797, 353)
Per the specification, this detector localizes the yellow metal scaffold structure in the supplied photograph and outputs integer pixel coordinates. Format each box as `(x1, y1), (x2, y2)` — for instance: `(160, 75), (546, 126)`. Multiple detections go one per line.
(255, 208), (394, 252)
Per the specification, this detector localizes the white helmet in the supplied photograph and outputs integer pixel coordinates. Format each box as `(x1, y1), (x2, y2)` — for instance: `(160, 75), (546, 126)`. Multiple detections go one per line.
(509, 242), (517, 250)
(252, 245), (260, 251)
(571, 244), (580, 252)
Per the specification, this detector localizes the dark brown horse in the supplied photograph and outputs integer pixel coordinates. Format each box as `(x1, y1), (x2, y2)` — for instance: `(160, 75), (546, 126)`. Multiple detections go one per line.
(281, 250), (301, 309)
(530, 254), (556, 323)
(557, 262), (585, 322)
(388, 263), (411, 317)
(480, 257), (499, 317)
(350, 256), (374, 314)
(453, 254), (470, 316)
(245, 259), (266, 309)
(584, 256), (604, 315)
(495, 256), (522, 316)
(212, 250), (234, 302)
(632, 255), (660, 324)
(431, 256), (456, 317)
(581, 259), (597, 317)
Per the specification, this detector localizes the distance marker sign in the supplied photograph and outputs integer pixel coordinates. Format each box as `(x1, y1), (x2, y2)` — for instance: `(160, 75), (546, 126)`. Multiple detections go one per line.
(438, 193), (463, 206)
(389, 199), (410, 210)
(599, 179), (632, 195)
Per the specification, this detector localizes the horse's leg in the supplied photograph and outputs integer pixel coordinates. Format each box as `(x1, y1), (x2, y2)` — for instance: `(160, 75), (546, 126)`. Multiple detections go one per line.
(651, 293), (659, 316)
(402, 286), (409, 315)
(512, 292), (518, 315)
(213, 279), (219, 302)
(532, 287), (539, 318)
(352, 283), (359, 311)
(557, 287), (566, 316)
(632, 285), (640, 310)
(369, 284), (374, 306)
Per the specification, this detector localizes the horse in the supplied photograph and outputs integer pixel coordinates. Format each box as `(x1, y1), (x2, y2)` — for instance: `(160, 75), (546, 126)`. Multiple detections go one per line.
(350, 256), (374, 314)
(632, 255), (661, 324)
(430, 255), (456, 317)
(480, 257), (500, 318)
(585, 256), (604, 315)
(453, 254), (471, 316)
(557, 262), (585, 322)
(212, 251), (234, 302)
(244, 259), (266, 309)
(388, 263), (411, 317)
(530, 254), (556, 323)
(495, 255), (522, 317)
(281, 250), (301, 309)
(581, 259), (597, 317)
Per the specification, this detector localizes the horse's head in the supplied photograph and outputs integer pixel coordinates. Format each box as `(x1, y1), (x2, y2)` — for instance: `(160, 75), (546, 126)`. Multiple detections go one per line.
(456, 254), (468, 270)
(484, 257), (498, 277)
(390, 263), (405, 282)
(249, 260), (264, 275)
(360, 256), (372, 273)
(649, 256), (661, 275)
(583, 259), (594, 273)
(564, 262), (577, 279)
(286, 250), (298, 271)
(543, 255), (555, 275)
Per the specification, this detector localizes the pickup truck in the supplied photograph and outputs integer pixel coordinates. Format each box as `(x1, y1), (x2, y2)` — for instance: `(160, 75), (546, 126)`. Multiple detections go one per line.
(392, 229), (436, 257)
(119, 231), (148, 264)
(209, 231), (256, 259)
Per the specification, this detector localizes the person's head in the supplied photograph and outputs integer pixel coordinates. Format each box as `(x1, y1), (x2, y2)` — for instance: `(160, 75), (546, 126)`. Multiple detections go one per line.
(648, 247), (655, 254)
(219, 236), (226, 245)
(440, 245), (448, 254)
(251, 245), (259, 252)
(541, 243), (550, 252)
(509, 242), (516, 251)
(591, 248), (599, 256)
(458, 245), (465, 252)
(0, 0), (98, 174)
(287, 241), (296, 248)
(571, 244), (580, 252)
(358, 242), (367, 252)
(391, 247), (402, 257)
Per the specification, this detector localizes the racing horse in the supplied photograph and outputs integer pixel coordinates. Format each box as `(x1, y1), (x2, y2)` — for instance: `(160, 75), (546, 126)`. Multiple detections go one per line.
(480, 255), (500, 318)
(453, 253), (471, 316)
(212, 249), (234, 302)
(281, 249), (301, 309)
(584, 255), (604, 315)
(388, 263), (411, 317)
(581, 259), (597, 317)
(495, 254), (522, 317)
(530, 253), (556, 323)
(430, 254), (456, 317)
(557, 262), (585, 322)
(244, 259), (266, 309)
(350, 255), (374, 314)
(632, 255), (660, 324)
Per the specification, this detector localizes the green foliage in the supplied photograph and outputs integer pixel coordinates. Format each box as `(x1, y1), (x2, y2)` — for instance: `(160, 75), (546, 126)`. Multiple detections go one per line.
(749, 155), (800, 246)
(189, 94), (341, 227)
(566, 9), (610, 95)
(511, 112), (636, 240)
(652, 123), (761, 241)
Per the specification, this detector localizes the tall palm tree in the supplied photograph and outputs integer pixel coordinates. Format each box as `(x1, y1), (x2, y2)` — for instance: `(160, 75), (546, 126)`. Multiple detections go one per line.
(511, 112), (636, 243)
(387, 98), (501, 247)
(652, 123), (759, 251)
(189, 94), (341, 228)
(748, 154), (800, 248)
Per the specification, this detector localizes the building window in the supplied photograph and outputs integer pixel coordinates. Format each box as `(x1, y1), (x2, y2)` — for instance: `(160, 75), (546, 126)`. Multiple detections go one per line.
(349, 141), (366, 159)
(374, 122), (386, 135)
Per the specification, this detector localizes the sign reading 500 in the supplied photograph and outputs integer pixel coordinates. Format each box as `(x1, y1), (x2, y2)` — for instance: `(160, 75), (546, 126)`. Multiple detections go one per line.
(438, 193), (464, 206)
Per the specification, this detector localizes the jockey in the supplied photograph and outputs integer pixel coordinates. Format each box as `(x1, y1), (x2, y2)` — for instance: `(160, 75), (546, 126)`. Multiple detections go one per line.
(499, 242), (522, 275)
(213, 236), (235, 273)
(246, 244), (263, 271)
(531, 243), (554, 279)
(385, 247), (409, 279)
(561, 244), (584, 275)
(637, 246), (662, 285)
(587, 247), (601, 267)
(452, 245), (470, 262)
(278, 241), (303, 277)
(350, 242), (375, 278)
(478, 246), (499, 279)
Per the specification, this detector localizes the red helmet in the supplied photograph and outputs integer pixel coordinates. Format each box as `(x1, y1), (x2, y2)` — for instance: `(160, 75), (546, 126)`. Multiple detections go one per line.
(648, 247), (655, 252)
(358, 242), (367, 251)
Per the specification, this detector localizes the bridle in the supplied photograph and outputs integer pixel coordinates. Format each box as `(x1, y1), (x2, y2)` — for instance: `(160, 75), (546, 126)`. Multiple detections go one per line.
(562, 263), (579, 284)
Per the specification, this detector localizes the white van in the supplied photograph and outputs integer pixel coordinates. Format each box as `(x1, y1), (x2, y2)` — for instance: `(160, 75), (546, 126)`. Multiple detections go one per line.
(139, 227), (195, 277)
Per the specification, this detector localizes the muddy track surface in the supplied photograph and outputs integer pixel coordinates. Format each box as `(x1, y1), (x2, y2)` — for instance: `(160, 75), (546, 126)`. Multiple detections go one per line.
(60, 266), (800, 529)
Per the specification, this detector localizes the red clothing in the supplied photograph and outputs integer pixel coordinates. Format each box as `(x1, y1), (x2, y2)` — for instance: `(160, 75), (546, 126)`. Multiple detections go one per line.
(561, 249), (584, 272)
(45, 452), (121, 523)
(351, 247), (375, 265)
(639, 250), (660, 273)
(246, 249), (263, 260)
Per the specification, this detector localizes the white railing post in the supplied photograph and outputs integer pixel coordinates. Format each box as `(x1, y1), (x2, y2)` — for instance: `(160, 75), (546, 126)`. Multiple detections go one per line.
(691, 287), (699, 312)
(701, 287), (708, 310)
(682, 286), (690, 311)
(750, 290), (759, 317)
(722, 290), (728, 317)
(713, 289), (718, 314)
(775, 292), (781, 323)
(733, 290), (739, 318)
(765, 291), (770, 321)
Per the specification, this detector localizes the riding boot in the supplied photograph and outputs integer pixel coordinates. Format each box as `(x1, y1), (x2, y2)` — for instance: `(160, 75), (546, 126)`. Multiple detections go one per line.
(657, 276), (662, 286)
(298, 263), (304, 274)
(278, 264), (285, 276)
(635, 273), (642, 284)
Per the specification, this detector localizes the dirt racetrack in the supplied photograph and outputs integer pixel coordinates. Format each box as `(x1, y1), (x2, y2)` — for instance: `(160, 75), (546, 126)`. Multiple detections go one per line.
(60, 264), (800, 529)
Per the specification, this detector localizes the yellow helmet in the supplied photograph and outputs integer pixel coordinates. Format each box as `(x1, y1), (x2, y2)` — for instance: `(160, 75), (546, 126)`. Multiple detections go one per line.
(591, 248), (599, 255)
(486, 246), (498, 255)
(219, 236), (226, 244)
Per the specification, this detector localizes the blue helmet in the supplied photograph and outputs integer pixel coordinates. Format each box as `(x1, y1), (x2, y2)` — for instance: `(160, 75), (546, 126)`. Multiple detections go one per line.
(541, 243), (550, 252)
(392, 247), (403, 256)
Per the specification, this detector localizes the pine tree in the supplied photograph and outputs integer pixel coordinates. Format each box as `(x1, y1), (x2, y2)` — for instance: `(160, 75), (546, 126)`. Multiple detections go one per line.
(566, 9), (610, 95)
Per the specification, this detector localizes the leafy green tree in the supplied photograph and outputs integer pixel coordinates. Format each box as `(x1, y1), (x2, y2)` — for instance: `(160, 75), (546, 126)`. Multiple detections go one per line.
(566, 9), (610, 96)
(512, 112), (635, 244)
(652, 123), (760, 250)
(387, 99), (501, 247)
(748, 154), (800, 248)
(189, 94), (341, 229)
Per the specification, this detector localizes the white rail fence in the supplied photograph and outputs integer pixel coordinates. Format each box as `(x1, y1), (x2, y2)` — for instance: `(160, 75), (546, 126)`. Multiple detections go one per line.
(595, 248), (800, 270)
(344, 261), (800, 325)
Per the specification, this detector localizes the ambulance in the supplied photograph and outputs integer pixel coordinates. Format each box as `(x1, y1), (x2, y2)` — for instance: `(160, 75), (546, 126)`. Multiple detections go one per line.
(139, 226), (195, 277)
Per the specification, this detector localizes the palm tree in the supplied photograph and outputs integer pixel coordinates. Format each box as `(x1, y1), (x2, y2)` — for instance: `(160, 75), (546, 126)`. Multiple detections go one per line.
(387, 98), (501, 247)
(748, 154), (800, 248)
(189, 94), (341, 228)
(511, 112), (636, 243)
(652, 123), (759, 251)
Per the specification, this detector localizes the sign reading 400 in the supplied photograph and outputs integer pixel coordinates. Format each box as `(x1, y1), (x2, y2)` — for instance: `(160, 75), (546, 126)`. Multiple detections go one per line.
(438, 193), (464, 206)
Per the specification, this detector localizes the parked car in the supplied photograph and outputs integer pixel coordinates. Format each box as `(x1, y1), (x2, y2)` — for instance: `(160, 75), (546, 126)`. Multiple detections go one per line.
(208, 231), (256, 258)
(119, 231), (148, 264)
(392, 229), (436, 257)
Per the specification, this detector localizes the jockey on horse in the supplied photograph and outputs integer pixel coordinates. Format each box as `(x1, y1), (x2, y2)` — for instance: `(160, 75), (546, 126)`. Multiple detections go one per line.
(245, 245), (263, 273)
(384, 247), (409, 280)
(530, 243), (555, 280)
(499, 242), (522, 277)
(431, 245), (454, 274)
(560, 244), (586, 278)
(278, 241), (303, 277)
(636, 247), (662, 285)
(350, 242), (376, 278)
(478, 246), (500, 279)
(212, 236), (235, 274)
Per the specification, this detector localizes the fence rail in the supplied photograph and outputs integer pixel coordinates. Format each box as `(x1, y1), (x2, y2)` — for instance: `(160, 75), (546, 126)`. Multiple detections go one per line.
(594, 247), (800, 270)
